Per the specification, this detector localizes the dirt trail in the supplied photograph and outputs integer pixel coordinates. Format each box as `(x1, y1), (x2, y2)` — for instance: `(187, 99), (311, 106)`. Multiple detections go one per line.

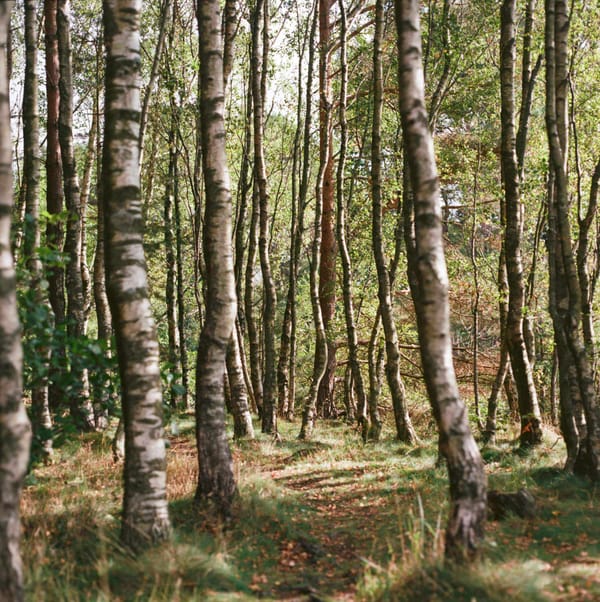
(261, 462), (403, 601)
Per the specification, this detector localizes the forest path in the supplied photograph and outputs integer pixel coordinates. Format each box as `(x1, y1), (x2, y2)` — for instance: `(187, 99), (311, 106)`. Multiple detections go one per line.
(234, 425), (429, 601)
(268, 463), (387, 601)
(227, 422), (600, 602)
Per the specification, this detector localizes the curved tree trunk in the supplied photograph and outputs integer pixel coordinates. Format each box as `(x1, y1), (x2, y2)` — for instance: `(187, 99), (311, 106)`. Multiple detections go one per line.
(373, 0), (416, 444)
(194, 0), (238, 517)
(0, 4), (33, 598)
(103, 0), (171, 550)
(395, 0), (487, 560)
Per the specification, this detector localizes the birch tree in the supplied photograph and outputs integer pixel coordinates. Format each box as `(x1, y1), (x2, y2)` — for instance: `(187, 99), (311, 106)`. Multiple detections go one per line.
(500, 0), (542, 447)
(372, 0), (416, 444)
(395, 0), (487, 559)
(0, 2), (33, 597)
(102, 0), (172, 550)
(194, 0), (237, 516)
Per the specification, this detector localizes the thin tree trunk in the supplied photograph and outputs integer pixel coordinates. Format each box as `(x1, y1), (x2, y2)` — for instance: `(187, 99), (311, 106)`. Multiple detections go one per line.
(337, 0), (368, 438)
(235, 77), (252, 325)
(470, 146), (482, 430)
(484, 247), (511, 444)
(316, 0), (337, 418)
(194, 0), (238, 517)
(79, 103), (96, 333)
(373, 0), (416, 444)
(299, 0), (329, 441)
(395, 0), (487, 560)
(103, 0), (171, 550)
(367, 314), (384, 441)
(500, 0), (542, 447)
(252, 0), (277, 434)
(227, 332), (255, 439)
(174, 146), (189, 408)
(45, 0), (67, 412)
(550, 345), (558, 426)
(222, 0), (237, 94)
(1, 4), (33, 599)
(58, 0), (95, 430)
(93, 87), (115, 433)
(277, 10), (310, 419)
(289, 5), (318, 423)
(164, 116), (182, 408)
(576, 151), (600, 363)
(245, 182), (263, 415)
(547, 178), (580, 471)
(139, 0), (172, 167)
(23, 0), (53, 456)
(233, 60), (253, 414)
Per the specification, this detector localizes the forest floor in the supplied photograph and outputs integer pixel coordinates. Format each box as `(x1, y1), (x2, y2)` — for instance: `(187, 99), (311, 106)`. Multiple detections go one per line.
(21, 412), (600, 601)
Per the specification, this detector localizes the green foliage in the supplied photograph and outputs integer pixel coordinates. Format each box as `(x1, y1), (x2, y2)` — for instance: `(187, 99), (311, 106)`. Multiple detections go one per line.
(17, 242), (119, 462)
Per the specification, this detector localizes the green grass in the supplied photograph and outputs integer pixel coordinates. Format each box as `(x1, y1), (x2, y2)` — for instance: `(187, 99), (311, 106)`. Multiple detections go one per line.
(20, 416), (600, 601)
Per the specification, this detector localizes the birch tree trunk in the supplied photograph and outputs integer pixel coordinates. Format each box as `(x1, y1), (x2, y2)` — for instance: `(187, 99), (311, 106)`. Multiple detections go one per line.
(93, 101), (116, 434)
(277, 9), (311, 420)
(252, 0), (278, 434)
(194, 0), (237, 516)
(58, 0), (95, 430)
(373, 0), (416, 444)
(164, 115), (182, 407)
(316, 0), (337, 418)
(288, 7), (318, 423)
(102, 0), (171, 550)
(337, 0), (368, 438)
(395, 0), (487, 559)
(23, 0), (54, 455)
(0, 3), (33, 598)
(45, 0), (67, 412)
(299, 1), (329, 441)
(226, 331), (255, 439)
(545, 0), (600, 479)
(367, 315), (384, 441)
(500, 0), (542, 447)
(244, 178), (263, 416)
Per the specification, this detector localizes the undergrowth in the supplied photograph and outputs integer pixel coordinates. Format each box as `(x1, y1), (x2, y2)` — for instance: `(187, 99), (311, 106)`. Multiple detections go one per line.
(20, 415), (600, 601)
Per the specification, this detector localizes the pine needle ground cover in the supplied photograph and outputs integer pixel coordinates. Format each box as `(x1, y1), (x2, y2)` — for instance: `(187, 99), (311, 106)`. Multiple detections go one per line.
(21, 416), (600, 601)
